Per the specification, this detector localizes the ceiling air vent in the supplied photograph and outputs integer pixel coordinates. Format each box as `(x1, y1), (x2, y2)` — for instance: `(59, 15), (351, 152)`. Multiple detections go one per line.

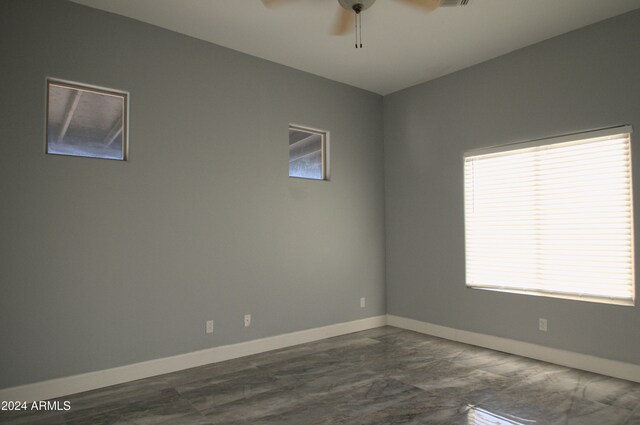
(440, 0), (470, 6)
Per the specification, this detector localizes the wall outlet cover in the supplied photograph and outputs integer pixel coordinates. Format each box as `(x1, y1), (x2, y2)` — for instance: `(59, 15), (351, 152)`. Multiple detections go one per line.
(539, 318), (548, 332)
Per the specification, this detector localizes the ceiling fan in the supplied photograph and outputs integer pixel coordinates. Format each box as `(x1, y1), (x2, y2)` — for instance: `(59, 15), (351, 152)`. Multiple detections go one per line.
(262, 0), (470, 47)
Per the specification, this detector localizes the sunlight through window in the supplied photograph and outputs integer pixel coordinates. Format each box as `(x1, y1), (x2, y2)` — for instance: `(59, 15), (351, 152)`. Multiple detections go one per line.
(464, 127), (634, 304)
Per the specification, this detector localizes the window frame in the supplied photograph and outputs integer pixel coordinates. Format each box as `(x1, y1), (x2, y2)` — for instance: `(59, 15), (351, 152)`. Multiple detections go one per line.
(45, 78), (129, 161)
(463, 125), (635, 306)
(288, 124), (328, 181)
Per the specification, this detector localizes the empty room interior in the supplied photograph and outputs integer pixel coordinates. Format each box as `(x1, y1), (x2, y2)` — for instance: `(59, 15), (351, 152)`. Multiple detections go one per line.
(2, 0), (640, 424)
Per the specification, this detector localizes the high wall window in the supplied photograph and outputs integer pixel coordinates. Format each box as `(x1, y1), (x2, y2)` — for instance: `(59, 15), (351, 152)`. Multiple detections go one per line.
(46, 79), (128, 160)
(464, 127), (634, 305)
(289, 125), (327, 180)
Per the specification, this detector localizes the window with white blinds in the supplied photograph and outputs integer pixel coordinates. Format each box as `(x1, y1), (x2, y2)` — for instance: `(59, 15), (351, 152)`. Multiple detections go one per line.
(464, 126), (634, 305)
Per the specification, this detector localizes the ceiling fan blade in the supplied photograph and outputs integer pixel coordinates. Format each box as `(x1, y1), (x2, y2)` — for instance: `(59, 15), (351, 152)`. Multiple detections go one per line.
(393, 0), (440, 11)
(330, 6), (353, 35)
(261, 0), (299, 8)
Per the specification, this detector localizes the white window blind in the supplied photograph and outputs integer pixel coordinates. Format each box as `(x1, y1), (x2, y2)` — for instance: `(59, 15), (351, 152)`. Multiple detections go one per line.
(464, 127), (634, 305)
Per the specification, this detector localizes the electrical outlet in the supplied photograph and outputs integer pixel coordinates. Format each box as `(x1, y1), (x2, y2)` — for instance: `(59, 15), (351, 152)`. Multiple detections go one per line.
(244, 314), (251, 327)
(206, 320), (214, 334)
(539, 318), (547, 332)
(360, 297), (366, 308)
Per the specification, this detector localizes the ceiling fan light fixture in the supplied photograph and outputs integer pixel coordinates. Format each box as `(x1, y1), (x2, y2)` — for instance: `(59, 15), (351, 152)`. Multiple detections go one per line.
(337, 0), (376, 48)
(440, 0), (470, 6)
(337, 0), (377, 12)
(268, 0), (470, 48)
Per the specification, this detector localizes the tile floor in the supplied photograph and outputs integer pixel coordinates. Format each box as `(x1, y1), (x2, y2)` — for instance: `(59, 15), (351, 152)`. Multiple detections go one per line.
(3, 326), (640, 424)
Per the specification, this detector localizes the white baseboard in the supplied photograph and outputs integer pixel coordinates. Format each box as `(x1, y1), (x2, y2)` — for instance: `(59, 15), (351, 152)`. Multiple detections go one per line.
(0, 315), (387, 402)
(6, 313), (637, 402)
(387, 314), (640, 383)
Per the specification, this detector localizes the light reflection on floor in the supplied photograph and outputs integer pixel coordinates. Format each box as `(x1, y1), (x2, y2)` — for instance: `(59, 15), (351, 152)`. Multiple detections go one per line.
(466, 405), (535, 425)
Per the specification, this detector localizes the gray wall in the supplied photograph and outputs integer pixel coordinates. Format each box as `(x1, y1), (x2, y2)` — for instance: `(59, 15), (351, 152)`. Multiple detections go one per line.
(0, 0), (385, 389)
(384, 9), (640, 365)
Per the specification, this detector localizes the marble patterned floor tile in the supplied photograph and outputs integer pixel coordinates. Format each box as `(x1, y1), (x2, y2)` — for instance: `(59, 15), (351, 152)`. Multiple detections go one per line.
(154, 411), (215, 425)
(341, 392), (472, 425)
(445, 345), (516, 369)
(287, 365), (381, 398)
(517, 368), (640, 411)
(398, 362), (514, 405)
(391, 336), (470, 360)
(300, 336), (381, 354)
(62, 376), (174, 413)
(121, 398), (202, 425)
(171, 365), (264, 394)
(316, 377), (425, 416)
(319, 346), (410, 370)
(198, 386), (313, 424)
(370, 330), (443, 348)
(391, 358), (473, 382)
(243, 345), (318, 368)
(5, 326), (640, 425)
(553, 400), (633, 425)
(64, 387), (190, 425)
(64, 408), (135, 425)
(256, 352), (346, 383)
(60, 390), (181, 425)
(577, 376), (640, 411)
(179, 371), (290, 412)
(624, 406), (640, 425)
(479, 379), (634, 425)
(247, 399), (347, 425)
(161, 359), (257, 387)
(0, 410), (67, 425)
(360, 348), (440, 374)
(477, 353), (569, 381)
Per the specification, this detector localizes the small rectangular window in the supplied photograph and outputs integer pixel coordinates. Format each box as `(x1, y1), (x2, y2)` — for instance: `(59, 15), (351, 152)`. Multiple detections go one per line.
(289, 125), (326, 180)
(464, 126), (634, 305)
(46, 79), (128, 160)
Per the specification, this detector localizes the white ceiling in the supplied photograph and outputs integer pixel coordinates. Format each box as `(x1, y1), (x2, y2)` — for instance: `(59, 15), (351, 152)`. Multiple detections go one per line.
(72, 0), (640, 95)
